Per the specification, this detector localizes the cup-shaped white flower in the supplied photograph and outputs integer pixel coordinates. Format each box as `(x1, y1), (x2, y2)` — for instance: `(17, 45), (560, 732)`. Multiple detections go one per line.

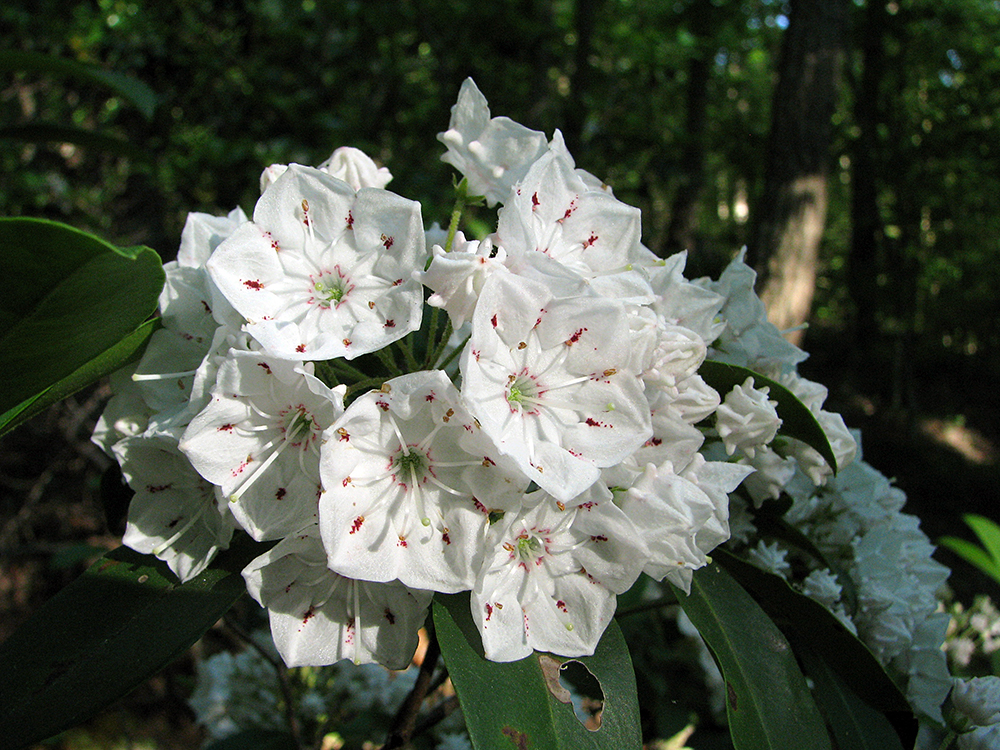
(472, 487), (647, 662)
(319, 370), (528, 593)
(180, 350), (345, 540)
(207, 164), (425, 360)
(461, 272), (651, 502)
(115, 434), (235, 582)
(416, 231), (509, 329)
(243, 527), (432, 669)
(619, 457), (751, 592)
(714, 376), (781, 459)
(438, 78), (549, 207)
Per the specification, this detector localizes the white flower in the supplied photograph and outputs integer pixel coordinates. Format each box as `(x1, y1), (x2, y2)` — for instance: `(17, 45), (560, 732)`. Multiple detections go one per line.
(317, 146), (393, 190)
(460, 272), (651, 501)
(746, 540), (792, 578)
(472, 488), (647, 661)
(417, 231), (509, 329)
(438, 78), (548, 207)
(116, 434), (235, 582)
(496, 139), (653, 303)
(318, 370), (527, 593)
(620, 458), (750, 592)
(180, 350), (345, 540)
(207, 164), (426, 360)
(714, 376), (781, 459)
(242, 527), (432, 669)
(951, 676), (1000, 729)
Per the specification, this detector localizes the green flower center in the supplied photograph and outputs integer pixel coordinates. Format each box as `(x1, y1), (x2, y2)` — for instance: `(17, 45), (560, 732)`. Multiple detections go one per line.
(516, 534), (544, 563)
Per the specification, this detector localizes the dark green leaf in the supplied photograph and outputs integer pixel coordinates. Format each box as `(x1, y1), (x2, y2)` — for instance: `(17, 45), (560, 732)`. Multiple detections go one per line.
(715, 549), (912, 716)
(0, 124), (152, 160)
(797, 643), (906, 750)
(0, 50), (156, 119)
(671, 562), (832, 750)
(0, 539), (265, 750)
(433, 592), (642, 750)
(699, 359), (838, 473)
(0, 317), (159, 439)
(0, 218), (164, 435)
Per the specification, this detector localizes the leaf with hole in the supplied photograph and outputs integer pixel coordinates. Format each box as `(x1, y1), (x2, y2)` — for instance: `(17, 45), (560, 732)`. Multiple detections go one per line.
(433, 592), (642, 750)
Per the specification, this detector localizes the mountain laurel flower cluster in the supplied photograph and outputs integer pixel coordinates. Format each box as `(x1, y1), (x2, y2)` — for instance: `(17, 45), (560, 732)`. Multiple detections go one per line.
(94, 79), (950, 716)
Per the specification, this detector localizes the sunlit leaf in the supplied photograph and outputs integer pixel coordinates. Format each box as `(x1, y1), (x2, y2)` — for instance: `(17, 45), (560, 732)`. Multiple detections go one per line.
(940, 535), (1000, 581)
(963, 514), (1000, 567)
(0, 539), (265, 750)
(433, 592), (642, 750)
(699, 359), (838, 472)
(671, 562), (832, 750)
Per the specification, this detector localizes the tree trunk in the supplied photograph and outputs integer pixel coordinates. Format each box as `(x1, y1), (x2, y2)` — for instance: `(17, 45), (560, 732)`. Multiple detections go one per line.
(748, 0), (847, 343)
(664, 49), (712, 255)
(848, 0), (891, 348)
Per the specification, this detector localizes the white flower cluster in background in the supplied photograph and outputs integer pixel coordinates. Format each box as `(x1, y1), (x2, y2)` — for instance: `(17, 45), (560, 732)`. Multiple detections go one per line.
(95, 80), (953, 710)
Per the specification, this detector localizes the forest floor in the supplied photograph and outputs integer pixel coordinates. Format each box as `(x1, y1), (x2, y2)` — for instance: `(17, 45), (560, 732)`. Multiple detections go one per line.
(1, 332), (997, 749)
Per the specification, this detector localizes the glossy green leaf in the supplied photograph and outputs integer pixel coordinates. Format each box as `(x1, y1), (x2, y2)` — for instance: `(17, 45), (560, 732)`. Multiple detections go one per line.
(715, 549), (913, 717)
(699, 359), (838, 473)
(0, 218), (164, 436)
(0, 317), (159, 439)
(0, 49), (157, 119)
(433, 593), (642, 750)
(671, 562), (832, 750)
(797, 643), (906, 750)
(0, 539), (264, 750)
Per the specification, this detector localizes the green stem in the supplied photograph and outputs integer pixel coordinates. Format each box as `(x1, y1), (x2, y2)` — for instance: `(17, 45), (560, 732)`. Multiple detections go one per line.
(937, 730), (958, 750)
(424, 305), (441, 369)
(345, 376), (388, 401)
(444, 193), (465, 253)
(433, 325), (463, 373)
(375, 345), (403, 377)
(395, 333), (421, 373)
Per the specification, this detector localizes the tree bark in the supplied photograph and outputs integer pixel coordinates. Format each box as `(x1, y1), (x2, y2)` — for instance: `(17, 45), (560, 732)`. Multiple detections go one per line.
(748, 0), (848, 343)
(848, 0), (891, 347)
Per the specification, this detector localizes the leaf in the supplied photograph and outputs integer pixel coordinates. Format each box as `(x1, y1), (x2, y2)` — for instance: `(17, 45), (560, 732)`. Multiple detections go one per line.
(0, 49), (157, 119)
(0, 317), (159, 439)
(797, 643), (906, 750)
(0, 218), (164, 436)
(939, 535), (1000, 581)
(964, 514), (1000, 566)
(699, 359), (838, 473)
(433, 593), (642, 750)
(714, 549), (913, 717)
(0, 539), (265, 750)
(671, 562), (832, 750)
(0, 123), (151, 160)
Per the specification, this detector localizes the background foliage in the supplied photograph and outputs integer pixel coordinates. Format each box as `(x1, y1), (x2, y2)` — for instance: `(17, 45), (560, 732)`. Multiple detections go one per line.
(2, 0), (999, 747)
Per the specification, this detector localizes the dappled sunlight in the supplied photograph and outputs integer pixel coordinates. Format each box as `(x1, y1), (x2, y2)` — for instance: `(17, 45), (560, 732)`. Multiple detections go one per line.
(920, 418), (996, 466)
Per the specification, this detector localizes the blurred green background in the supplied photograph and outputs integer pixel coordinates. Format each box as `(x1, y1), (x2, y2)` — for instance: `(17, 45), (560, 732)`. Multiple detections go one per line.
(2, 0), (999, 746)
